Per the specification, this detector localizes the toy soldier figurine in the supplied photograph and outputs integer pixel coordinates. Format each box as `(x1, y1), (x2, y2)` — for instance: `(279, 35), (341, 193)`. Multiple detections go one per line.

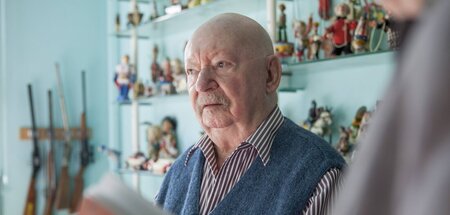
(292, 16), (313, 62)
(151, 45), (163, 84)
(325, 3), (357, 56)
(114, 55), (136, 102)
(309, 22), (322, 60)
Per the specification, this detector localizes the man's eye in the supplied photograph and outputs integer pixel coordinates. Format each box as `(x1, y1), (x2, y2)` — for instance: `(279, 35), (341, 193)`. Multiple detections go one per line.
(186, 69), (196, 75)
(217, 61), (226, 69)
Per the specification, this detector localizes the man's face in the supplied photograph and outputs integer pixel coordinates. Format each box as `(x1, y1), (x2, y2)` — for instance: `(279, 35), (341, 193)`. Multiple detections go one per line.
(184, 31), (268, 130)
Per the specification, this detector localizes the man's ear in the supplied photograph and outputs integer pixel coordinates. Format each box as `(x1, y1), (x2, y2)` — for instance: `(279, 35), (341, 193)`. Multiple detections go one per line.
(266, 55), (282, 94)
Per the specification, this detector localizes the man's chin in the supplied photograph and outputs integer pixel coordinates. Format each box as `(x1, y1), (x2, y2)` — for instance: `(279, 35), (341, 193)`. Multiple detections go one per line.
(201, 116), (232, 129)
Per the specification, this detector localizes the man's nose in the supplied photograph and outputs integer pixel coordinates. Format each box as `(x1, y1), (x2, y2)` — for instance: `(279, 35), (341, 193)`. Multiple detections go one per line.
(195, 68), (218, 92)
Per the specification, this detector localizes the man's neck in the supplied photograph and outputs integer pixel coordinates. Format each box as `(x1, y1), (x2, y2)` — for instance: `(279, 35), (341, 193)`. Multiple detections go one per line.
(207, 104), (277, 168)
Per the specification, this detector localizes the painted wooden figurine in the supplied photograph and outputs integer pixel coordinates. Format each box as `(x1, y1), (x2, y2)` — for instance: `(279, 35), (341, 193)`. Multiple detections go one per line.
(336, 126), (351, 156)
(274, 3), (294, 61)
(114, 55), (136, 102)
(151, 45), (163, 84)
(292, 16), (312, 62)
(325, 3), (357, 56)
(308, 22), (322, 60)
(127, 1), (143, 27)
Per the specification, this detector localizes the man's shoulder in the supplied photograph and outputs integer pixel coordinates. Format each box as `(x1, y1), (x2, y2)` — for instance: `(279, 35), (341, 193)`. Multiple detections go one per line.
(275, 118), (344, 164)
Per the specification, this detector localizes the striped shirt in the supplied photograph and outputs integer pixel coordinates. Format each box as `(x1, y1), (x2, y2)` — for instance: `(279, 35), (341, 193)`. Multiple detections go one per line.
(185, 106), (342, 215)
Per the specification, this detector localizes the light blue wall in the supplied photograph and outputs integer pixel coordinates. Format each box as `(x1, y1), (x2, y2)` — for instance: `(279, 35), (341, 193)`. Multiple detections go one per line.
(0, 0), (108, 214)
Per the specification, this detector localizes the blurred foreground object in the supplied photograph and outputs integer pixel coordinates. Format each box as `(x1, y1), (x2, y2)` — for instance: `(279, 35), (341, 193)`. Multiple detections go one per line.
(79, 173), (166, 215)
(333, 0), (450, 214)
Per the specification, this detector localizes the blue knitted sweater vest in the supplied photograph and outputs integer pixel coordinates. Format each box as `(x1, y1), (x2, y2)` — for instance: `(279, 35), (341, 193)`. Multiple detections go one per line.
(156, 118), (345, 215)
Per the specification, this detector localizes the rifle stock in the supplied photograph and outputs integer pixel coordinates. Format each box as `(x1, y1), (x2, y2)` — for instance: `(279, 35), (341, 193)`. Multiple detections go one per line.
(24, 178), (37, 215)
(70, 167), (85, 212)
(54, 166), (70, 209)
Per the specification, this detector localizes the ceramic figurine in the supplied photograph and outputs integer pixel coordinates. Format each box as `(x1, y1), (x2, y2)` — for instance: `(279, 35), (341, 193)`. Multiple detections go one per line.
(159, 117), (178, 159)
(308, 22), (322, 60)
(357, 111), (371, 140)
(352, 14), (369, 53)
(146, 124), (163, 162)
(325, 3), (357, 56)
(350, 106), (367, 143)
(292, 16), (312, 62)
(172, 58), (187, 93)
(127, 1), (143, 27)
(151, 45), (163, 84)
(114, 55), (136, 102)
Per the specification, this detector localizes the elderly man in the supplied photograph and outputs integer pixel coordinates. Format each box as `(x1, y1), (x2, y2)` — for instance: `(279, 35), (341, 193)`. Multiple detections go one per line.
(156, 13), (345, 215)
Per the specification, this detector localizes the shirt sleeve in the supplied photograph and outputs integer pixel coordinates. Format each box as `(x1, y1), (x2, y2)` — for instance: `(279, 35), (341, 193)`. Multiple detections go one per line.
(302, 168), (342, 215)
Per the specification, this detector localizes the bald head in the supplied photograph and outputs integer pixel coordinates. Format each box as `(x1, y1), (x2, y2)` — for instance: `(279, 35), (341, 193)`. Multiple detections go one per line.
(188, 13), (274, 59)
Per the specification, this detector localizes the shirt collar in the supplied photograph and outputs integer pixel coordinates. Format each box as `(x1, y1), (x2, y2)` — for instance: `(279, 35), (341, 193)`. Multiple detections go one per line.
(185, 106), (285, 166)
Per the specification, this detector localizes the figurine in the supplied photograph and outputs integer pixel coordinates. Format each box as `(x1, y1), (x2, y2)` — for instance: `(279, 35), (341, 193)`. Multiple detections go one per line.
(159, 116), (178, 159)
(115, 13), (121, 32)
(151, 45), (163, 84)
(352, 14), (369, 53)
(325, 3), (357, 56)
(160, 57), (176, 95)
(350, 106), (367, 143)
(303, 100), (318, 129)
(172, 58), (187, 93)
(146, 124), (163, 162)
(308, 22), (322, 60)
(292, 16), (312, 62)
(319, 0), (331, 20)
(310, 107), (333, 143)
(125, 152), (147, 170)
(278, 4), (287, 43)
(149, 0), (159, 21)
(187, 0), (201, 9)
(127, 1), (143, 27)
(133, 79), (145, 99)
(274, 4), (294, 61)
(114, 55), (136, 102)
(336, 126), (351, 156)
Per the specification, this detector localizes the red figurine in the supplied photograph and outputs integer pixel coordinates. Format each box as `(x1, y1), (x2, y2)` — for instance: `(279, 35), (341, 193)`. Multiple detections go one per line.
(319, 0), (331, 20)
(325, 3), (357, 56)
